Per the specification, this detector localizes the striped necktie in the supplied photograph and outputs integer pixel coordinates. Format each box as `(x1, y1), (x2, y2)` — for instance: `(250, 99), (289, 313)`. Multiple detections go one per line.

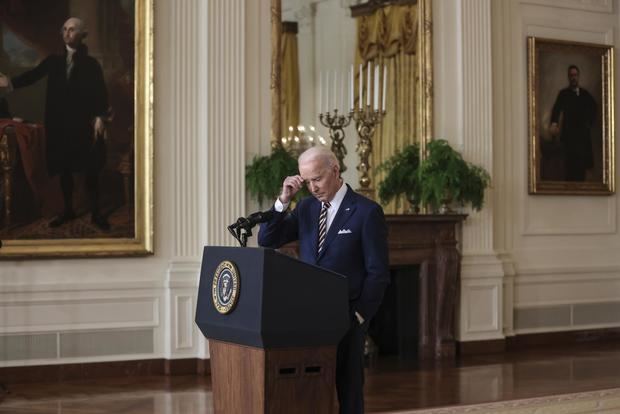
(317, 202), (331, 254)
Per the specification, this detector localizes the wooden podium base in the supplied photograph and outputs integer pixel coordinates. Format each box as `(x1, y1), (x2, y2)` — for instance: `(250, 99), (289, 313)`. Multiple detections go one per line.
(209, 339), (337, 414)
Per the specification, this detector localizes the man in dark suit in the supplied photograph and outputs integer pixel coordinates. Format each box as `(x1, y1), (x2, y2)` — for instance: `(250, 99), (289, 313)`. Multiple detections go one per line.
(549, 64), (597, 181)
(0, 17), (110, 230)
(258, 146), (390, 414)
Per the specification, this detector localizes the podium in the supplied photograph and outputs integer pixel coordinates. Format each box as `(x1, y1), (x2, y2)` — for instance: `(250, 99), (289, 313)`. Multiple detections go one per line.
(195, 246), (349, 414)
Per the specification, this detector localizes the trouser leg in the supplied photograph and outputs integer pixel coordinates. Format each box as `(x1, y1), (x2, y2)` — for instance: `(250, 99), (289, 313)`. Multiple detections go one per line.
(336, 317), (367, 414)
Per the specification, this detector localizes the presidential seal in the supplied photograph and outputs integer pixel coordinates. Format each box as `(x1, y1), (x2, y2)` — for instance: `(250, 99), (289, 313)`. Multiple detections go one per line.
(211, 260), (240, 314)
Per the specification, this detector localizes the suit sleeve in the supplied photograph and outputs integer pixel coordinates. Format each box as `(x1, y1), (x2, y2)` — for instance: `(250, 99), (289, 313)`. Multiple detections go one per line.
(354, 204), (390, 320)
(257, 206), (299, 249)
(12, 56), (52, 89)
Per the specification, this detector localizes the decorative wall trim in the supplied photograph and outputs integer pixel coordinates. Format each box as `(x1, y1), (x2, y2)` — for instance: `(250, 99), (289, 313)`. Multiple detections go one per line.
(516, 267), (620, 279)
(175, 295), (194, 350)
(461, 253), (506, 279)
(522, 198), (616, 236)
(0, 297), (159, 334)
(465, 285), (500, 333)
(461, 0), (494, 255)
(206, 0), (246, 248)
(171, 0), (203, 260)
(521, 0), (612, 13)
(514, 300), (620, 332)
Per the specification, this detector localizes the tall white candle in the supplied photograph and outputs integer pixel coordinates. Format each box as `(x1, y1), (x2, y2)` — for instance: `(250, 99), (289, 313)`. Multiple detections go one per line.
(340, 71), (344, 112)
(325, 70), (330, 112)
(319, 71), (323, 113)
(333, 70), (337, 111)
(373, 65), (379, 110)
(367, 61), (371, 107)
(358, 64), (363, 109)
(350, 65), (354, 111)
(382, 65), (387, 111)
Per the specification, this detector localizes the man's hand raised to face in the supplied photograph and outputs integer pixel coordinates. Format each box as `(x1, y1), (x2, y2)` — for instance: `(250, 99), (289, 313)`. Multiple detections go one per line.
(279, 175), (304, 205)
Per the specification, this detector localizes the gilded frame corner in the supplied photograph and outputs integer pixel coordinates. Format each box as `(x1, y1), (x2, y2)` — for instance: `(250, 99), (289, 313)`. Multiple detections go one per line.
(0, 0), (154, 259)
(527, 36), (615, 195)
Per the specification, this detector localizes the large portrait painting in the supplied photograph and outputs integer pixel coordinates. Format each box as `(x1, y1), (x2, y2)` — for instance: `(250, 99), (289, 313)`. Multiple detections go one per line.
(528, 37), (614, 195)
(0, 0), (153, 258)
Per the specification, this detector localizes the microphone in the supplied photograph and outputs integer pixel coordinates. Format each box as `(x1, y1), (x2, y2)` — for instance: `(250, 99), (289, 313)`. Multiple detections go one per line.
(229, 210), (274, 231)
(227, 210), (274, 247)
(244, 210), (274, 228)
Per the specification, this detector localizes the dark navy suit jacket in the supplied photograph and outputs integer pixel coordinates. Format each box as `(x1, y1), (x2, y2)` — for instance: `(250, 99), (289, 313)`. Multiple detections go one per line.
(258, 185), (390, 321)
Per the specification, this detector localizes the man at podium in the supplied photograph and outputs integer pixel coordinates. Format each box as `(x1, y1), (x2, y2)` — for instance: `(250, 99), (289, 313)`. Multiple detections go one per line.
(258, 146), (390, 414)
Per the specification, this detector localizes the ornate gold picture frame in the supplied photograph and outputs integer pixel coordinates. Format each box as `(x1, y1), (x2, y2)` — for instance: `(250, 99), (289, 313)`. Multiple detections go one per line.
(0, 0), (153, 258)
(528, 37), (614, 195)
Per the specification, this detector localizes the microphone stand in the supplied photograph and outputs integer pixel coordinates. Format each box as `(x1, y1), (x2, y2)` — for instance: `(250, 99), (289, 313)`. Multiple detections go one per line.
(227, 217), (252, 247)
(227, 210), (274, 247)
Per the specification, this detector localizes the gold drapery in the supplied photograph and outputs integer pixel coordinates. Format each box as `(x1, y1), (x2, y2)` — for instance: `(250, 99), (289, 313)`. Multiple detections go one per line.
(280, 25), (300, 140)
(355, 5), (418, 213)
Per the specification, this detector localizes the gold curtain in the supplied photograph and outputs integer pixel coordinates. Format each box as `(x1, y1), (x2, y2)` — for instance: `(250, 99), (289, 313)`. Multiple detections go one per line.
(280, 26), (300, 140)
(355, 5), (418, 213)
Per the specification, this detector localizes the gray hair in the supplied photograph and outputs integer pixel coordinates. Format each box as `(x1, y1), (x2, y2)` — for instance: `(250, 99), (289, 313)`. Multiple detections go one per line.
(298, 146), (339, 170)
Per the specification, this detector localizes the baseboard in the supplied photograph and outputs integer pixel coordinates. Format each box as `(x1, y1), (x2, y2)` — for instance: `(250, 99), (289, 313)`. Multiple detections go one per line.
(458, 327), (620, 355)
(0, 358), (210, 385)
(506, 328), (620, 349)
(457, 339), (506, 356)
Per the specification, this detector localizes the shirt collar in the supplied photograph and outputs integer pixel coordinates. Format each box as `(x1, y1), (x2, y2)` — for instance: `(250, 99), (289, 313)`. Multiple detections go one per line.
(325, 180), (347, 211)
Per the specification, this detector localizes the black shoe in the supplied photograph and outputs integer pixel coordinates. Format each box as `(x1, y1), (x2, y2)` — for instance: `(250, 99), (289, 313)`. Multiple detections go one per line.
(91, 214), (110, 231)
(49, 211), (76, 228)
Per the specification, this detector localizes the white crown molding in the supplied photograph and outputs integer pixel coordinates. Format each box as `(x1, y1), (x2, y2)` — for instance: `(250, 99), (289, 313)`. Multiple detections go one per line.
(521, 0), (612, 13)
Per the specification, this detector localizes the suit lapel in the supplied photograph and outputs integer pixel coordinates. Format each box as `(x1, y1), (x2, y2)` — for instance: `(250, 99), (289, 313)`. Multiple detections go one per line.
(318, 186), (357, 261)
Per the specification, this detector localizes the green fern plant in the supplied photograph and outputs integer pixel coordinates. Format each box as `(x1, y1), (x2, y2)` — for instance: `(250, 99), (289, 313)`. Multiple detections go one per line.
(376, 143), (421, 208)
(246, 147), (308, 204)
(418, 139), (490, 212)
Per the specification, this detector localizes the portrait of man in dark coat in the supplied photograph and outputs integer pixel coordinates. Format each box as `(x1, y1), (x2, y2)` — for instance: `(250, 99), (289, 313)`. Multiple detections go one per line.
(0, 17), (110, 230)
(548, 64), (597, 182)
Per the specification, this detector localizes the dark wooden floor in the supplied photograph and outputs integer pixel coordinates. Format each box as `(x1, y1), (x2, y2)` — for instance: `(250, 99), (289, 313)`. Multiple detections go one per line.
(1, 342), (620, 413)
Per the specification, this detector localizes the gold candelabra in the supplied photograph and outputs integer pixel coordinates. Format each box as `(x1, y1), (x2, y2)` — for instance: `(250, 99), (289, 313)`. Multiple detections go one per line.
(352, 106), (385, 200)
(319, 109), (352, 173)
(280, 125), (327, 158)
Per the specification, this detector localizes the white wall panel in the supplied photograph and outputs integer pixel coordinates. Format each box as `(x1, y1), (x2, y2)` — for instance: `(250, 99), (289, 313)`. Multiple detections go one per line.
(523, 197), (615, 235)
(465, 284), (500, 333)
(175, 295), (194, 350)
(0, 298), (158, 334)
(491, 0), (620, 339)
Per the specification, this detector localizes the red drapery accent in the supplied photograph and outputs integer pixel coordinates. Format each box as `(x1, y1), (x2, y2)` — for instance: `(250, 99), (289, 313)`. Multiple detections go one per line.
(0, 119), (60, 215)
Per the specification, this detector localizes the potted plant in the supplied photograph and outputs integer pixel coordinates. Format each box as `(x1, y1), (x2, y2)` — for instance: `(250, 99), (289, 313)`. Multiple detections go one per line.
(376, 143), (421, 213)
(246, 146), (307, 205)
(417, 139), (490, 213)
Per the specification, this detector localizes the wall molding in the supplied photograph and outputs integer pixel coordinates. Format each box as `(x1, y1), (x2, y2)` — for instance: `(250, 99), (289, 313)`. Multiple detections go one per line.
(521, 0), (612, 14)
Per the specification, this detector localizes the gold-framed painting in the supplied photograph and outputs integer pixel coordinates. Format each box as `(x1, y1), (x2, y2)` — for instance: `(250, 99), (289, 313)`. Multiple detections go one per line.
(527, 37), (614, 195)
(0, 0), (153, 258)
